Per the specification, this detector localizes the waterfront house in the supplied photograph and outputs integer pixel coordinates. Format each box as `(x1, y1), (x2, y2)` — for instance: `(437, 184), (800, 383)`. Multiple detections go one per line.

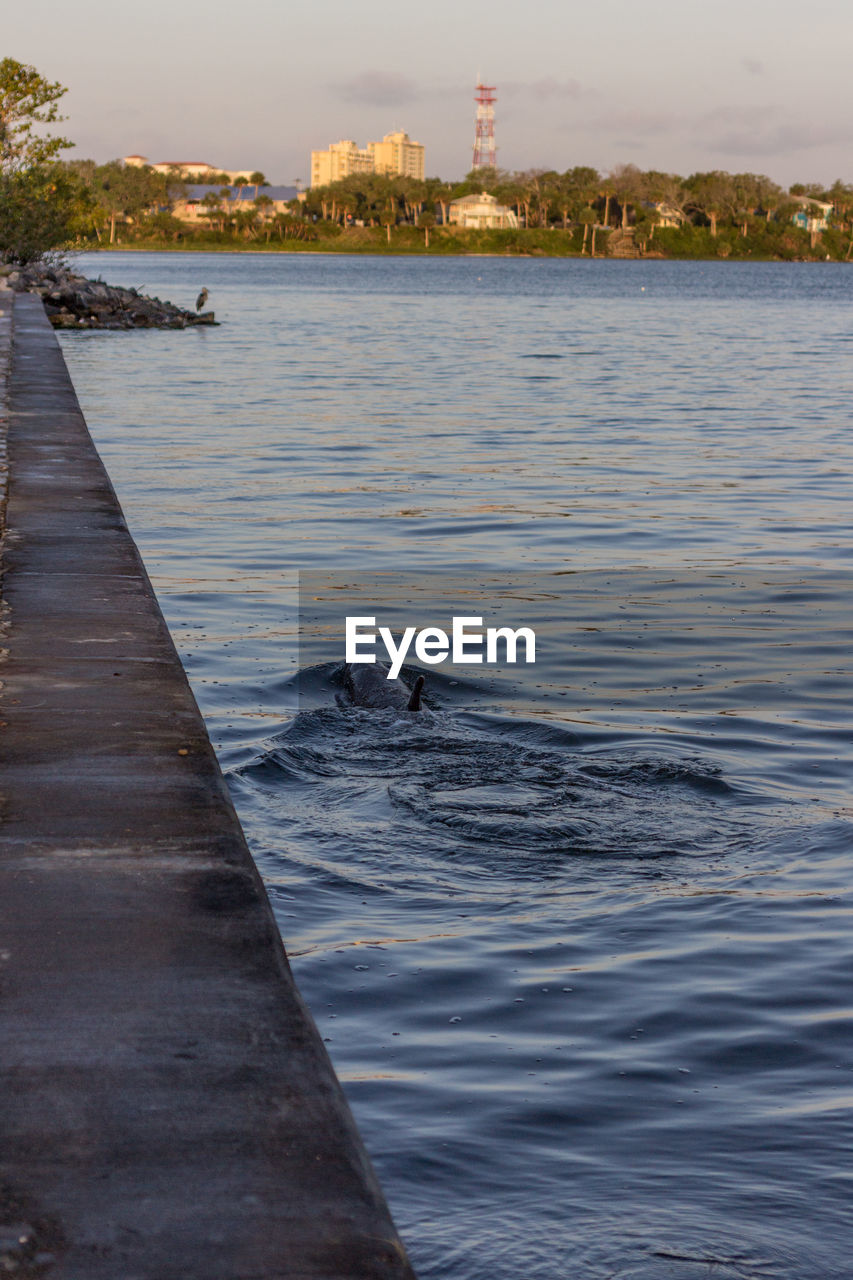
(791, 196), (833, 233)
(448, 192), (518, 229)
(647, 200), (687, 228)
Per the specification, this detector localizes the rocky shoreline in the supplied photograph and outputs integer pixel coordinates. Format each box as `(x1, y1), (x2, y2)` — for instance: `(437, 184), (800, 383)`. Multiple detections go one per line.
(0, 261), (217, 329)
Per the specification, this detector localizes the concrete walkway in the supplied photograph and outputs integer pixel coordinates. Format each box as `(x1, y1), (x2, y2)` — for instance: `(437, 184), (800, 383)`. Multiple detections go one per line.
(0, 292), (416, 1279)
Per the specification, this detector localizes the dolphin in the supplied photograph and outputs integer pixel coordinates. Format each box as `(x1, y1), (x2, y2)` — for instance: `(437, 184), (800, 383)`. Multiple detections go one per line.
(342, 663), (424, 712)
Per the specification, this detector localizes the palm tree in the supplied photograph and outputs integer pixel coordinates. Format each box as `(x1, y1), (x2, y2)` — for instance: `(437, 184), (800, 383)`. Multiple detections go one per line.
(609, 163), (645, 230)
(417, 211), (435, 247)
(827, 179), (853, 231)
(249, 170), (266, 199)
(537, 170), (562, 228)
(399, 177), (427, 223)
(200, 191), (224, 232)
(558, 166), (600, 234)
(598, 175), (616, 228)
(578, 207), (597, 256)
(423, 177), (453, 226)
(495, 177), (526, 227)
(218, 186), (234, 231)
(632, 212), (654, 252)
(686, 171), (737, 237)
(253, 194), (274, 240)
(517, 169), (549, 227)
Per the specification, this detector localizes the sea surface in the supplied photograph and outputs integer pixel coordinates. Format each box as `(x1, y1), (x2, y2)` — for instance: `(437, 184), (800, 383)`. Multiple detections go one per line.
(61, 252), (852, 1279)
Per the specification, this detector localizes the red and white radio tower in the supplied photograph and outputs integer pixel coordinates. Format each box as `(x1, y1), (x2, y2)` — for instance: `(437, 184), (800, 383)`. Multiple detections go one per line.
(472, 82), (497, 170)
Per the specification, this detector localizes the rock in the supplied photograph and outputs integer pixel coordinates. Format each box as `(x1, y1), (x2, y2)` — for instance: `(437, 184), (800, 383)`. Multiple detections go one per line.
(7, 260), (218, 329)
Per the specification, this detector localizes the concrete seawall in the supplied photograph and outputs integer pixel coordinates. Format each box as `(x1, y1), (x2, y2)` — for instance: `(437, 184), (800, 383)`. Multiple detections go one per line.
(0, 291), (416, 1279)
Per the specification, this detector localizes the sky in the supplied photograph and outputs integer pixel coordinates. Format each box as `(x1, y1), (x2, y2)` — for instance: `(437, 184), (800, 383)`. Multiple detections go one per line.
(5, 0), (852, 187)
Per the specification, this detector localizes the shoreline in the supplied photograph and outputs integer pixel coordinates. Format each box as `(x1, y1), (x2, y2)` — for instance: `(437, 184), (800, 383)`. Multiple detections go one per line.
(74, 242), (849, 264)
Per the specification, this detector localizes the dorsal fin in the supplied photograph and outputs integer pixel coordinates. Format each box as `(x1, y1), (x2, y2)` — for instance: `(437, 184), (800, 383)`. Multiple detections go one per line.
(407, 675), (425, 712)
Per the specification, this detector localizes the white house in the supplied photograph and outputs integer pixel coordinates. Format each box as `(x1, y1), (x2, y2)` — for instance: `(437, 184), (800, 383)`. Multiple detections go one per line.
(647, 201), (687, 228)
(448, 192), (518, 230)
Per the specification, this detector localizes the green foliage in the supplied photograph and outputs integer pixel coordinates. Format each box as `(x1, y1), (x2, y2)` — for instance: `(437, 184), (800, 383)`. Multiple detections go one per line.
(652, 218), (821, 261)
(0, 165), (88, 263)
(63, 158), (181, 243)
(137, 210), (186, 241)
(0, 59), (79, 262)
(0, 57), (72, 173)
(314, 219), (343, 239)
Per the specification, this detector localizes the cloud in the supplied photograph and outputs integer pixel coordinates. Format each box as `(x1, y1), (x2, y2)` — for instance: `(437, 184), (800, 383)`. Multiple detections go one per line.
(697, 107), (849, 157)
(741, 57), (764, 75)
(585, 101), (848, 162)
(501, 77), (583, 100)
(583, 109), (673, 153)
(592, 109), (672, 138)
(337, 71), (418, 107)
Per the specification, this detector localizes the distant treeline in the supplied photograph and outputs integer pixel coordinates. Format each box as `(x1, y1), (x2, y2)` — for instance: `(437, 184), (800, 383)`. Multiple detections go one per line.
(301, 165), (850, 235)
(6, 152), (853, 263)
(57, 162), (853, 261)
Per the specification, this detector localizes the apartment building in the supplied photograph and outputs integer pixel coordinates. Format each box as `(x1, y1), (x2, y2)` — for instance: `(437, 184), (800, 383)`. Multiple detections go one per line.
(310, 131), (425, 186)
(368, 131), (424, 180)
(310, 140), (375, 188)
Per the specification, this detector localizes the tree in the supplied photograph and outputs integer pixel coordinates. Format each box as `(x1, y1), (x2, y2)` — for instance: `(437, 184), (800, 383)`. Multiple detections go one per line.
(827, 179), (853, 230)
(749, 173), (782, 224)
(801, 200), (826, 249)
(632, 211), (654, 251)
(396, 176), (425, 223)
(642, 170), (689, 238)
(609, 163), (645, 229)
(253, 194), (274, 239)
(460, 165), (503, 194)
(249, 170), (266, 199)
(85, 160), (166, 243)
(598, 174), (616, 228)
(514, 169), (550, 228)
(379, 208), (395, 244)
(535, 169), (562, 227)
(0, 59), (79, 262)
(424, 176), (453, 226)
(495, 176), (526, 225)
(0, 57), (72, 172)
(578, 206), (597, 256)
(686, 171), (737, 237)
(559, 166), (600, 232)
(199, 191), (220, 227)
(417, 210), (435, 247)
(0, 165), (88, 262)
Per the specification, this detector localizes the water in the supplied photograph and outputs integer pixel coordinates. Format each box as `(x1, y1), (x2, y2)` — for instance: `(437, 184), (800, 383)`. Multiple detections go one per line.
(61, 253), (852, 1279)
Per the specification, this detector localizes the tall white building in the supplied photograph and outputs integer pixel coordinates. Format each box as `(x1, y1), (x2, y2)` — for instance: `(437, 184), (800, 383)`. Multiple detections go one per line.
(310, 132), (425, 187)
